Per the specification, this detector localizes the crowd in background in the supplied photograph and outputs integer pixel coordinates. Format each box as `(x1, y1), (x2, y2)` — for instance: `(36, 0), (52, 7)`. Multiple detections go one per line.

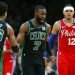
(2, 0), (74, 37)
(4, 0), (75, 30)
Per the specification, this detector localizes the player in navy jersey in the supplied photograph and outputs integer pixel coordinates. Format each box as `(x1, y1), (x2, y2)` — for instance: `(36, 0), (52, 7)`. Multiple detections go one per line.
(0, 2), (19, 75)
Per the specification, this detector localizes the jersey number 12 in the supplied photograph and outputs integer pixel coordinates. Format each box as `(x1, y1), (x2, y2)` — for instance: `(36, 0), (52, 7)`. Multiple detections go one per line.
(68, 38), (75, 45)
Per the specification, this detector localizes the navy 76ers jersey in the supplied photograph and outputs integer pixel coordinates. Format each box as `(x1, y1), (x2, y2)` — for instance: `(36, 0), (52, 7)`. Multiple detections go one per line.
(0, 20), (7, 50)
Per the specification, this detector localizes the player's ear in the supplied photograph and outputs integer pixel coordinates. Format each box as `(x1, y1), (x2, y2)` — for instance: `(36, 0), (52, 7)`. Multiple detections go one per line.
(73, 11), (74, 15)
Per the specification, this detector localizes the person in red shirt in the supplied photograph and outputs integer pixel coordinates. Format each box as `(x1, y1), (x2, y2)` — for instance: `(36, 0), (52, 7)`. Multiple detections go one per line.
(2, 37), (16, 75)
(48, 4), (75, 75)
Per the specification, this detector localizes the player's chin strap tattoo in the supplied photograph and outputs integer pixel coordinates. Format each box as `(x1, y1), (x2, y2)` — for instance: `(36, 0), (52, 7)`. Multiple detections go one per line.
(11, 44), (20, 53)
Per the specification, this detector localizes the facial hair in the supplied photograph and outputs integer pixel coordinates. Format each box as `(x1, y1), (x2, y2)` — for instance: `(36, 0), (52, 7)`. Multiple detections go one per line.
(35, 16), (45, 25)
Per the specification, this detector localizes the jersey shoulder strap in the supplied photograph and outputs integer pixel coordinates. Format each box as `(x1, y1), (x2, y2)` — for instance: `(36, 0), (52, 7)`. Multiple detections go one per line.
(28, 20), (33, 27)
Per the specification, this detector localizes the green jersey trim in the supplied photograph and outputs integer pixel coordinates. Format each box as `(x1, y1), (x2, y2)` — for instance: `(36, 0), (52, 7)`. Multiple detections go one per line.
(25, 21), (31, 35)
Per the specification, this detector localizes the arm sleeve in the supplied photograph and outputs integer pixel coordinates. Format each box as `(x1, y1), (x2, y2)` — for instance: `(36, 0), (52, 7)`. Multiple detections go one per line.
(48, 33), (57, 49)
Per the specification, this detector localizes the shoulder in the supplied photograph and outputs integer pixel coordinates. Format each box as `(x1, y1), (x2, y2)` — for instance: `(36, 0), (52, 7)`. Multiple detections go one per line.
(51, 20), (60, 34)
(45, 22), (51, 34)
(19, 21), (30, 33)
(21, 21), (30, 28)
(6, 23), (13, 29)
(6, 23), (14, 32)
(45, 22), (51, 30)
(53, 20), (60, 29)
(54, 19), (63, 26)
(54, 20), (60, 25)
(45, 22), (51, 27)
(6, 23), (14, 35)
(73, 18), (75, 23)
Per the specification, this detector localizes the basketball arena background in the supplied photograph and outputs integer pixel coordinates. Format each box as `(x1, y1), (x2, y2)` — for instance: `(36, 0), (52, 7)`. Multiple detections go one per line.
(0, 0), (75, 36)
(0, 0), (75, 75)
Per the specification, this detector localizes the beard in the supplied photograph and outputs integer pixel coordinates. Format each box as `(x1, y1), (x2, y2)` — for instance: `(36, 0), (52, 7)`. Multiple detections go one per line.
(35, 16), (45, 24)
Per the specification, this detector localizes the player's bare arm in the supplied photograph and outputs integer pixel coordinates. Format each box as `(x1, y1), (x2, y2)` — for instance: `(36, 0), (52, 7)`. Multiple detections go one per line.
(17, 22), (29, 45)
(51, 21), (60, 34)
(48, 21), (59, 56)
(16, 22), (29, 62)
(7, 24), (19, 53)
(7, 24), (17, 46)
(46, 24), (51, 42)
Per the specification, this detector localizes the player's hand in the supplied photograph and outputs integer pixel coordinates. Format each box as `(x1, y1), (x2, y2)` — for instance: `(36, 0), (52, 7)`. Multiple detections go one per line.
(50, 56), (56, 63)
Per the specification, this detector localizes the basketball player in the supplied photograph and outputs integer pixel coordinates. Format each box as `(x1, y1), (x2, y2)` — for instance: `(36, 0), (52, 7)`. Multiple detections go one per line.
(48, 4), (75, 75)
(17, 5), (51, 75)
(0, 2), (19, 75)
(2, 37), (16, 75)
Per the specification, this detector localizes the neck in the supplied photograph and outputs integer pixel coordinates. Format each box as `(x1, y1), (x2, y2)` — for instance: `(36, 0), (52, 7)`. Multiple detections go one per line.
(33, 18), (40, 26)
(64, 18), (73, 23)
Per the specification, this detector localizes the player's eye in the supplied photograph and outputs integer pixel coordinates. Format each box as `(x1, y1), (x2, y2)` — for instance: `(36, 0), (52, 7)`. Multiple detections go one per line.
(65, 10), (73, 12)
